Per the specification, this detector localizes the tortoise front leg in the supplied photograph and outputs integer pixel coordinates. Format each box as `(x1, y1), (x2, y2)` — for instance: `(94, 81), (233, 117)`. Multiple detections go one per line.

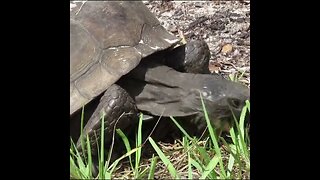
(76, 84), (138, 155)
(164, 40), (211, 74)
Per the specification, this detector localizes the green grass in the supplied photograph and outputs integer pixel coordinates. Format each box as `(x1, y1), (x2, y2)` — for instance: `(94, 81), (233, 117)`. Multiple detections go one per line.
(70, 99), (250, 179)
(228, 70), (246, 82)
(148, 137), (180, 179)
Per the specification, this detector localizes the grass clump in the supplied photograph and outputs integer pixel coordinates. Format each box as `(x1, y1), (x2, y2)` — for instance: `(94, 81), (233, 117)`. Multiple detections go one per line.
(70, 99), (250, 179)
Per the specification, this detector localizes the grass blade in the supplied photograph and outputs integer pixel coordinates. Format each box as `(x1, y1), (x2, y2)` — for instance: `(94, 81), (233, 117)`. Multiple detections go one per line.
(188, 151), (193, 179)
(190, 158), (203, 173)
(107, 147), (139, 173)
(229, 127), (239, 148)
(200, 155), (220, 179)
(148, 137), (180, 179)
(71, 141), (86, 176)
(226, 153), (235, 178)
(239, 105), (248, 140)
(86, 134), (92, 178)
(80, 106), (86, 161)
(135, 113), (143, 177)
(231, 108), (249, 159)
(170, 116), (192, 140)
(70, 156), (82, 179)
(116, 129), (133, 170)
(137, 167), (149, 179)
(148, 154), (158, 179)
(246, 100), (250, 113)
(199, 92), (226, 178)
(197, 146), (211, 165)
(99, 113), (105, 179)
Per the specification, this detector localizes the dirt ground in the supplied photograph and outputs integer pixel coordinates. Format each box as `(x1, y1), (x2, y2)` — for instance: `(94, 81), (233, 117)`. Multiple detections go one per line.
(144, 0), (250, 87)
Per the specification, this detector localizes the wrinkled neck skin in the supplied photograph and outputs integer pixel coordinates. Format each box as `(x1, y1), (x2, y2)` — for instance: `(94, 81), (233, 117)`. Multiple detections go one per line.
(118, 62), (249, 134)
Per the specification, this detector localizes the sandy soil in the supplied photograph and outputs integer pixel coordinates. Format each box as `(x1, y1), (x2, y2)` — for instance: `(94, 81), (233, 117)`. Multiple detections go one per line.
(145, 0), (250, 87)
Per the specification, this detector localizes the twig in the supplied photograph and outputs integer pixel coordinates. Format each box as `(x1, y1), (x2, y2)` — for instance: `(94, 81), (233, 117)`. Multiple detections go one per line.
(142, 109), (165, 147)
(107, 112), (126, 165)
(76, 1), (87, 15)
(185, 16), (209, 31)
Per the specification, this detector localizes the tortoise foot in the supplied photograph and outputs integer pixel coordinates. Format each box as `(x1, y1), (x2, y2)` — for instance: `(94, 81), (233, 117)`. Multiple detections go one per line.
(76, 84), (138, 154)
(165, 40), (211, 74)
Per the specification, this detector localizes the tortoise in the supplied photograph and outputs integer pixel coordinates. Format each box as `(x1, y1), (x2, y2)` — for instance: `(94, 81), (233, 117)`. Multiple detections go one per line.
(70, 1), (249, 152)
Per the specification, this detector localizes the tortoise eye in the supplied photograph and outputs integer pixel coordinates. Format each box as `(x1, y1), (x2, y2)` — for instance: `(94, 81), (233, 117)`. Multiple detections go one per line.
(228, 98), (241, 109)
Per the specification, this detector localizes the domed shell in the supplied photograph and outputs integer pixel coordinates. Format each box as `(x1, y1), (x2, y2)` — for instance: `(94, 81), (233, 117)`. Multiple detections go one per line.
(70, 1), (180, 115)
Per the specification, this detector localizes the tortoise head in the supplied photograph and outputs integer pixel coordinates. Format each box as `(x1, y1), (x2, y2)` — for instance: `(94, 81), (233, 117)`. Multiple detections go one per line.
(186, 75), (250, 135)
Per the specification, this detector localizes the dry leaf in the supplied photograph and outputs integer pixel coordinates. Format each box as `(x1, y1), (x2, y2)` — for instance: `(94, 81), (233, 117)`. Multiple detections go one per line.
(221, 44), (233, 54)
(209, 61), (221, 73)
